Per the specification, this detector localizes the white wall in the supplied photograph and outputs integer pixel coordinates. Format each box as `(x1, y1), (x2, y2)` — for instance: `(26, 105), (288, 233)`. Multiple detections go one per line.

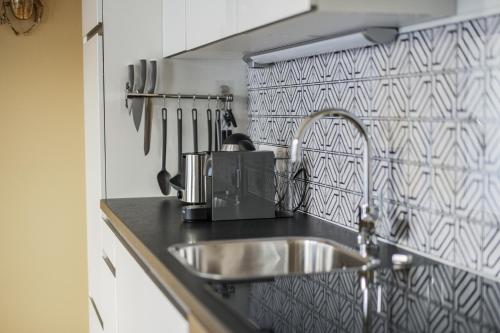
(104, 43), (247, 198)
(102, 0), (248, 198)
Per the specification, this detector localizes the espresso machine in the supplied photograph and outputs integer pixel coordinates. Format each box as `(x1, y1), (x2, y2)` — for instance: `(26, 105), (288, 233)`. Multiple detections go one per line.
(181, 150), (276, 222)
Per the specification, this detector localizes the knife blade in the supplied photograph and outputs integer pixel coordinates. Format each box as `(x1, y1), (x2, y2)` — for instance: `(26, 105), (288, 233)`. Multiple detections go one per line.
(143, 60), (157, 155)
(131, 59), (147, 131)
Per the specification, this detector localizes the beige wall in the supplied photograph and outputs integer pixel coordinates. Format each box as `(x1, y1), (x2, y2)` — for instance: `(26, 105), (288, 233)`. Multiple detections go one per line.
(0, 1), (88, 332)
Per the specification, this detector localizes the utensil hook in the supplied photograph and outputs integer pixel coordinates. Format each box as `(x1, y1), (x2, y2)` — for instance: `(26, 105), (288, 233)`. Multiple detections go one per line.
(163, 96), (166, 108)
(207, 95), (211, 109)
(192, 95), (197, 108)
(177, 95), (181, 109)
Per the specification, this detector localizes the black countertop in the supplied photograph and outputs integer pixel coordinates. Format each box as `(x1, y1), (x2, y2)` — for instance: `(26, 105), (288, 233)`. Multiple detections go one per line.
(102, 197), (500, 333)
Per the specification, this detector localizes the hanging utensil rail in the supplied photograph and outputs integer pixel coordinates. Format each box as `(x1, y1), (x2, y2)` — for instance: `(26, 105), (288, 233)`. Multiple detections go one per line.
(127, 92), (233, 102)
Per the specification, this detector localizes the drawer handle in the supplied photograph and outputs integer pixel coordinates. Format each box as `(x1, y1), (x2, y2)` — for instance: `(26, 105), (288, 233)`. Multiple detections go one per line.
(90, 296), (104, 330)
(102, 252), (116, 277)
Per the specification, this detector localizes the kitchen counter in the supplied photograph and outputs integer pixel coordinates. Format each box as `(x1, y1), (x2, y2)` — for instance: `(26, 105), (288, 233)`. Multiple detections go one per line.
(101, 197), (500, 333)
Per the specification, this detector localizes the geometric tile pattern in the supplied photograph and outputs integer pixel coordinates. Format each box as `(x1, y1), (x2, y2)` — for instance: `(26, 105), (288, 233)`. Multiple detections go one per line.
(209, 265), (500, 332)
(247, 14), (500, 281)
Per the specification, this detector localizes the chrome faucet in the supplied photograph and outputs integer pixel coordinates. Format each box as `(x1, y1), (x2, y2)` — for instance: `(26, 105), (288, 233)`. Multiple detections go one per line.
(290, 109), (379, 256)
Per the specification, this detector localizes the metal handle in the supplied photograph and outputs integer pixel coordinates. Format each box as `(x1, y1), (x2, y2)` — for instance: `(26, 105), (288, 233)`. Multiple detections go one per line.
(126, 64), (134, 108)
(137, 59), (147, 92)
(215, 109), (221, 151)
(207, 109), (212, 152)
(90, 297), (104, 330)
(192, 108), (198, 152)
(102, 252), (116, 277)
(147, 60), (157, 94)
(177, 108), (183, 172)
(162, 108), (167, 169)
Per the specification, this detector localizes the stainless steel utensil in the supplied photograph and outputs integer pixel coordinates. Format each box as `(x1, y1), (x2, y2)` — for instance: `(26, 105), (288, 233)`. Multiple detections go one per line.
(207, 108), (212, 152)
(157, 106), (171, 195)
(183, 152), (208, 204)
(192, 107), (198, 152)
(215, 108), (221, 151)
(143, 60), (157, 155)
(131, 59), (147, 131)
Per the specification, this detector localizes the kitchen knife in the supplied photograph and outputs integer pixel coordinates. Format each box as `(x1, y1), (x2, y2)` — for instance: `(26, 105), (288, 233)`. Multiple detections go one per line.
(131, 59), (147, 131)
(126, 64), (134, 113)
(143, 60), (157, 155)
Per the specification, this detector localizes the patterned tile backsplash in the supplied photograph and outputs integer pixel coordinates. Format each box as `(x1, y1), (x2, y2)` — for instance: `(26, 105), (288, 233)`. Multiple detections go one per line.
(247, 14), (500, 281)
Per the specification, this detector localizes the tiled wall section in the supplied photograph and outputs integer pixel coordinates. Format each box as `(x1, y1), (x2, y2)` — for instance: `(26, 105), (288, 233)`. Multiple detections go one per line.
(247, 14), (500, 280)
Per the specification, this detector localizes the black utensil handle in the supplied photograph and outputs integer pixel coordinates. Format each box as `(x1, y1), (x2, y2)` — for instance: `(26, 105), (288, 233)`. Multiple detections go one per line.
(216, 110), (224, 150)
(161, 108), (167, 169)
(148, 60), (157, 93)
(214, 109), (219, 152)
(227, 109), (237, 127)
(293, 167), (308, 212)
(192, 108), (198, 153)
(127, 64), (134, 91)
(177, 108), (183, 172)
(207, 109), (212, 153)
(138, 59), (147, 91)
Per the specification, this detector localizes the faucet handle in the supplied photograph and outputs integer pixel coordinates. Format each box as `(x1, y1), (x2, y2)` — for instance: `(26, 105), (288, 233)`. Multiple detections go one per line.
(360, 203), (379, 224)
(358, 204), (379, 256)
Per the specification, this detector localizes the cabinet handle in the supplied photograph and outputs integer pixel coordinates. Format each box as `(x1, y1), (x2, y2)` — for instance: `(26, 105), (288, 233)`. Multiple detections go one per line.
(102, 252), (116, 277)
(90, 296), (104, 330)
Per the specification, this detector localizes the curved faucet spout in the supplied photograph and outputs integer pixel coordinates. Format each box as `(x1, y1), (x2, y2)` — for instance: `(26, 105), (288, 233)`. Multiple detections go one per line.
(290, 109), (373, 207)
(290, 109), (378, 254)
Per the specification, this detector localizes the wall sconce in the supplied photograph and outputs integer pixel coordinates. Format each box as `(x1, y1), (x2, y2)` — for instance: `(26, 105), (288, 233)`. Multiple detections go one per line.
(0, 0), (44, 35)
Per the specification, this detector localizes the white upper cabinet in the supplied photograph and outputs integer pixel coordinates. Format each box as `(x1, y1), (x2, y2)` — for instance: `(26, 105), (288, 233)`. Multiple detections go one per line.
(237, 0), (312, 32)
(185, 0), (237, 49)
(163, 0), (187, 57)
(82, 0), (102, 35)
(165, 0), (456, 59)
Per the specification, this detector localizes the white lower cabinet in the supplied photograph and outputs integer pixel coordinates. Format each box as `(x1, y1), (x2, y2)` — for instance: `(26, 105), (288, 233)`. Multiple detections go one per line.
(89, 217), (187, 333)
(89, 216), (189, 332)
(89, 297), (104, 333)
(115, 238), (188, 333)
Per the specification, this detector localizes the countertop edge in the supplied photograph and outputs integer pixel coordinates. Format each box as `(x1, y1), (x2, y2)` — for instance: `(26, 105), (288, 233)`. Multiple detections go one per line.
(100, 200), (233, 333)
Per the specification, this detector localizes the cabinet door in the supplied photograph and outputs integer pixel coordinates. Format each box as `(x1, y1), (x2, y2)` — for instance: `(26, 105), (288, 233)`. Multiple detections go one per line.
(115, 241), (188, 333)
(163, 0), (187, 57)
(186, 0), (237, 49)
(237, 0), (311, 32)
(99, 220), (117, 333)
(82, 0), (102, 35)
(83, 33), (105, 306)
(89, 297), (104, 333)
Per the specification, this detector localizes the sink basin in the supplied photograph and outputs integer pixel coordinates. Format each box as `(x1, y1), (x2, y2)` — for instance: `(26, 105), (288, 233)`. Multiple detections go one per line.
(168, 237), (380, 281)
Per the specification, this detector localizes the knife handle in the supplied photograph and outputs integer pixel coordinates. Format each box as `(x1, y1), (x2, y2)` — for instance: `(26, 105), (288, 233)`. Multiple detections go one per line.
(148, 60), (157, 94)
(127, 64), (134, 92)
(138, 59), (147, 92)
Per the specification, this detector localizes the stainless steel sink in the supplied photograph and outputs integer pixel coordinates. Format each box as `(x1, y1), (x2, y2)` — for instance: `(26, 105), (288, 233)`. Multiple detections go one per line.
(168, 237), (380, 281)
